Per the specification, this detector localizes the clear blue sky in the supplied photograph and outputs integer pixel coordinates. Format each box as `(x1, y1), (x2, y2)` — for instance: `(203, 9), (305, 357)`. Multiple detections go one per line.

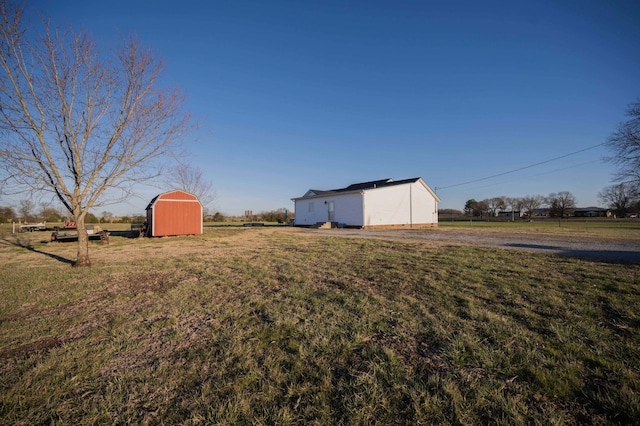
(28, 0), (640, 215)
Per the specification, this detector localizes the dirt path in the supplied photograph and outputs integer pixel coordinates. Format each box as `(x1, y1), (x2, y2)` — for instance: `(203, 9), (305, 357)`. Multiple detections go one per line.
(304, 228), (640, 264)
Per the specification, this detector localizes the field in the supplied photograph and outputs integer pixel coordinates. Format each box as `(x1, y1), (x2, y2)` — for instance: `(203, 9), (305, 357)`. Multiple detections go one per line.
(1, 222), (639, 425)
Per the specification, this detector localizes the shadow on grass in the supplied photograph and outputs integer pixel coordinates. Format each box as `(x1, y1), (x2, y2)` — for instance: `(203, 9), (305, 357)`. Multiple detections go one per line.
(1, 236), (74, 265)
(504, 243), (640, 264)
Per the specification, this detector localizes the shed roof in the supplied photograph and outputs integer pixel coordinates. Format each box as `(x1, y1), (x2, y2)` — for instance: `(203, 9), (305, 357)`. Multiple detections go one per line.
(145, 190), (200, 210)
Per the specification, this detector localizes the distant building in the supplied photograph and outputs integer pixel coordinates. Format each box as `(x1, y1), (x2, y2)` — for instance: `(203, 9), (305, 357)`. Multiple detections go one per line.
(574, 207), (611, 218)
(534, 208), (551, 217)
(497, 211), (524, 219)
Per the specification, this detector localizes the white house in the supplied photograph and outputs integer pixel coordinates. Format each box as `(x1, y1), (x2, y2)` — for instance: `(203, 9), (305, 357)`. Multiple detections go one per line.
(292, 177), (440, 228)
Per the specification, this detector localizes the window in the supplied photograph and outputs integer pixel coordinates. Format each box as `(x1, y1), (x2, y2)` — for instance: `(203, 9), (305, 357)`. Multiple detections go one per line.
(308, 202), (314, 212)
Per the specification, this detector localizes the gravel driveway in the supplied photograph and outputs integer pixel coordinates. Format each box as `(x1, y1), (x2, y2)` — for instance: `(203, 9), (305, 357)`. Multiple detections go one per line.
(305, 228), (640, 264)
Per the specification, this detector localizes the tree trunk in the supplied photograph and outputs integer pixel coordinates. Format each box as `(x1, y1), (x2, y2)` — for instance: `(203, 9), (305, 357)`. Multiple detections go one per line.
(74, 215), (91, 267)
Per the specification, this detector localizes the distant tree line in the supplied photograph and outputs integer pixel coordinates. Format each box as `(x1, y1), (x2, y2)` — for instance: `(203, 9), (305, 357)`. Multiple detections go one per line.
(442, 186), (640, 219)
(1, 203), (298, 225)
(98, 211), (145, 224)
(0, 202), (147, 224)
(0, 200), (66, 223)
(458, 192), (578, 220)
(598, 183), (639, 217)
(204, 208), (293, 223)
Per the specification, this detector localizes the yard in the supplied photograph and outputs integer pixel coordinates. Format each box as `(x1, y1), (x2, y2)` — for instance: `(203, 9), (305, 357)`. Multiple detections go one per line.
(1, 223), (639, 424)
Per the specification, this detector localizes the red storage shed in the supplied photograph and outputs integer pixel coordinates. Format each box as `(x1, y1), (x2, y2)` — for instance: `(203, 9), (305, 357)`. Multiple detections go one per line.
(145, 190), (203, 237)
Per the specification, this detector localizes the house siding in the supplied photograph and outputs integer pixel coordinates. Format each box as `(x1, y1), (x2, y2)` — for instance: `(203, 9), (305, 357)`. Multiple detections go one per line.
(363, 181), (438, 228)
(294, 192), (363, 226)
(334, 193), (365, 226)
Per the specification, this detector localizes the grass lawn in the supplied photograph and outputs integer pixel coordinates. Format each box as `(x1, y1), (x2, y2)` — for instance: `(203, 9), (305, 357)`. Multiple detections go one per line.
(438, 218), (640, 239)
(0, 226), (639, 425)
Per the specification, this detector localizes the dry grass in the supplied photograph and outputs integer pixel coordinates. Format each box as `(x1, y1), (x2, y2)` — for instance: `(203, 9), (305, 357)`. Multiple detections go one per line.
(439, 218), (640, 240)
(0, 226), (639, 425)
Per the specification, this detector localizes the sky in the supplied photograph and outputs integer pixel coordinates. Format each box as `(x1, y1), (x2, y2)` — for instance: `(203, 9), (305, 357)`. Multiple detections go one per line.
(19, 0), (640, 216)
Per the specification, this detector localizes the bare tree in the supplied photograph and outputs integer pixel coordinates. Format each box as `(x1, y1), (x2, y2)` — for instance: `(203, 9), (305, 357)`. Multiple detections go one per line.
(18, 198), (33, 222)
(547, 191), (576, 218)
(101, 211), (113, 224)
(485, 196), (506, 217)
(598, 183), (638, 217)
(505, 196), (523, 221)
(475, 199), (489, 219)
(606, 99), (640, 189)
(165, 162), (215, 208)
(521, 195), (545, 220)
(0, 2), (191, 265)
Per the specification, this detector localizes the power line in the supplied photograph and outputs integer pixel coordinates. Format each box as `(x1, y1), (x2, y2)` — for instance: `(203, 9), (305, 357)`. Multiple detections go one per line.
(437, 159), (601, 195)
(435, 142), (606, 191)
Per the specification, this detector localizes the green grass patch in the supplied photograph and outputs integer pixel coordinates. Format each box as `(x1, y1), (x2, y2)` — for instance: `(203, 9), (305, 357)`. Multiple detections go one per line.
(0, 228), (639, 424)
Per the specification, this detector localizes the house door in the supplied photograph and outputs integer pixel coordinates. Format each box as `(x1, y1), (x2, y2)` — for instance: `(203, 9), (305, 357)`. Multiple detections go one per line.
(328, 201), (335, 221)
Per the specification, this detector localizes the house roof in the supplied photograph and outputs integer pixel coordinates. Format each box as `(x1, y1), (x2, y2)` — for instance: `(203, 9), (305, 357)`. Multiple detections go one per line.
(574, 207), (609, 212)
(294, 177), (440, 201)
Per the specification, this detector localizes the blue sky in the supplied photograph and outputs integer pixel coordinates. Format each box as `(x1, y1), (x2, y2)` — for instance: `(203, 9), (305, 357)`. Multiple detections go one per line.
(27, 0), (640, 215)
